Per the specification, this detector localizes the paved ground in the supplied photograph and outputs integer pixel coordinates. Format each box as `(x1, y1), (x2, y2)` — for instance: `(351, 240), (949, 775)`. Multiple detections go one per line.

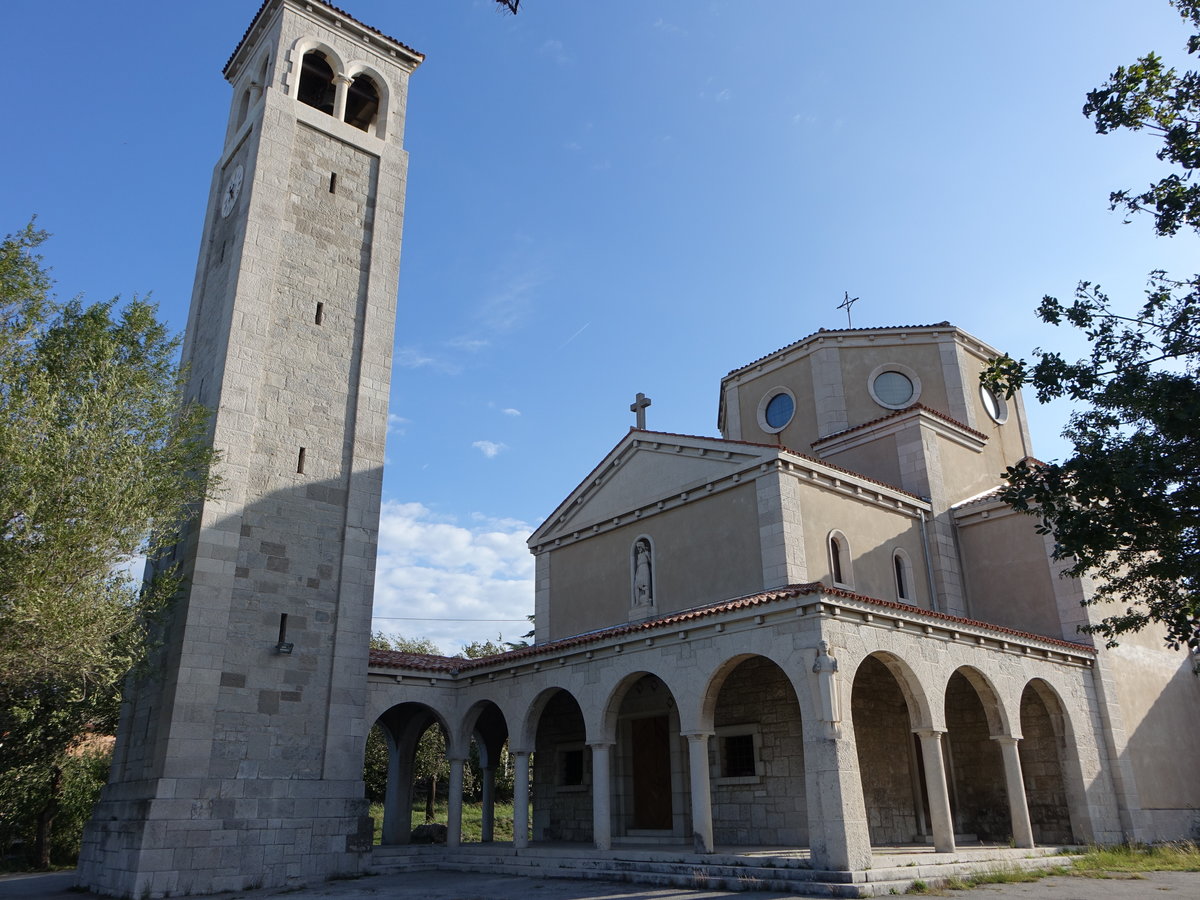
(3, 869), (1198, 900)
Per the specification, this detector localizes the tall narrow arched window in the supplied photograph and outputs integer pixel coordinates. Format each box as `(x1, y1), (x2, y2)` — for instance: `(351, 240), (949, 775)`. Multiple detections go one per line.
(345, 74), (380, 132)
(893, 549), (914, 603)
(235, 89), (251, 129)
(298, 50), (336, 115)
(828, 530), (852, 589)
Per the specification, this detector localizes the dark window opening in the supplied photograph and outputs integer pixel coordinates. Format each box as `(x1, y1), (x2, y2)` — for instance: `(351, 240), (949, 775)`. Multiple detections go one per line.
(329, 172), (337, 193)
(560, 748), (584, 786)
(315, 302), (325, 325)
(236, 89), (251, 128)
(298, 51), (335, 115)
(344, 74), (380, 132)
(831, 537), (844, 584)
(895, 554), (909, 600)
(722, 733), (756, 778)
(297, 447), (306, 474)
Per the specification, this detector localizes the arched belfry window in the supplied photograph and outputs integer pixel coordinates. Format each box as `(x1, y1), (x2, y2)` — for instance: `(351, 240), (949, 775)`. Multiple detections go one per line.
(828, 530), (852, 589)
(345, 74), (380, 132)
(298, 50), (336, 115)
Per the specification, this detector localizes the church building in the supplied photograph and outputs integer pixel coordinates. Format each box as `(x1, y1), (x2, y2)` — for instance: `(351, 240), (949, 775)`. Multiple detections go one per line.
(78, 2), (1199, 897)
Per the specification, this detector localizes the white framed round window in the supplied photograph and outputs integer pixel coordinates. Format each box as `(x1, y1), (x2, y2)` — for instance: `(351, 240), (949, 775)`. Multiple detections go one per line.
(867, 363), (921, 410)
(757, 387), (796, 433)
(980, 384), (1008, 423)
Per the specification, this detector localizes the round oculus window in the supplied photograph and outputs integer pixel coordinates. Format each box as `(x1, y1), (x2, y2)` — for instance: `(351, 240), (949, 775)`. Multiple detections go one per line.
(872, 371), (914, 407)
(980, 384), (1008, 423)
(764, 392), (794, 429)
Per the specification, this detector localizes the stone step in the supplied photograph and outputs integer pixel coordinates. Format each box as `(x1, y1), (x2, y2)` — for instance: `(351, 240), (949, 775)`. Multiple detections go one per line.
(368, 845), (1081, 897)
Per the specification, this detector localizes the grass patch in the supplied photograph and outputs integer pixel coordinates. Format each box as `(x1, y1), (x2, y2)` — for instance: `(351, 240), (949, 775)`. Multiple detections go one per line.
(369, 800), (531, 845)
(1071, 841), (1200, 875)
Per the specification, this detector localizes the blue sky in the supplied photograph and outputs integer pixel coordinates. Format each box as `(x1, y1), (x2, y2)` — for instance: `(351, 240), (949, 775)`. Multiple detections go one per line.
(3, 1), (1196, 652)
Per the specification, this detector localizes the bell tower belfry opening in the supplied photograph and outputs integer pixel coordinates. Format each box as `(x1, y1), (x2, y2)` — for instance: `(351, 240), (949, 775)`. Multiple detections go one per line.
(77, 3), (422, 896)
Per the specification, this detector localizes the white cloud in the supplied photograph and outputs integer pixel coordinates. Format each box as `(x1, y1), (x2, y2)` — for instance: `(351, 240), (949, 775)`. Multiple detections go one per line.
(448, 336), (490, 353)
(714, 88), (731, 103)
(373, 500), (534, 652)
(472, 440), (507, 458)
(387, 414), (410, 434)
(502, 407), (521, 417)
(540, 38), (570, 65)
(394, 346), (437, 368)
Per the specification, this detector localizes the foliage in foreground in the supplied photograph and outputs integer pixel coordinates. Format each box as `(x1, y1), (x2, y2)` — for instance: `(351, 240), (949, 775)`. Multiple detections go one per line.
(0, 223), (218, 867)
(983, 0), (1200, 653)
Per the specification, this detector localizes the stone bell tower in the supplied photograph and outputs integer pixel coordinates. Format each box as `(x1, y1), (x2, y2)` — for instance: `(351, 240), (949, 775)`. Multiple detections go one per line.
(78, 3), (421, 896)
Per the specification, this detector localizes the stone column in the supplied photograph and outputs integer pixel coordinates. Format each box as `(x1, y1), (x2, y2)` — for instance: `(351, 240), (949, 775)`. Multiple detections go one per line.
(447, 757), (466, 848)
(513, 751), (530, 849)
(994, 736), (1035, 849)
(802, 723), (872, 871)
(382, 743), (413, 845)
(480, 767), (496, 842)
(915, 730), (956, 852)
(685, 733), (714, 853)
(590, 742), (613, 851)
(333, 74), (352, 122)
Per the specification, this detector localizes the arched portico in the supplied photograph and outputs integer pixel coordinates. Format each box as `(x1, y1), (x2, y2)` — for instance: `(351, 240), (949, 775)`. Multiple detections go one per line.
(529, 688), (591, 845)
(371, 702), (453, 847)
(850, 652), (955, 850)
(704, 654), (807, 848)
(603, 673), (687, 844)
(1019, 679), (1078, 844)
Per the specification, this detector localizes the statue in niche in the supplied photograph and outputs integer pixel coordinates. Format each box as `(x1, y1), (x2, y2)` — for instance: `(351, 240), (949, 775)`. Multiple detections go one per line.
(632, 538), (653, 606)
(812, 640), (841, 731)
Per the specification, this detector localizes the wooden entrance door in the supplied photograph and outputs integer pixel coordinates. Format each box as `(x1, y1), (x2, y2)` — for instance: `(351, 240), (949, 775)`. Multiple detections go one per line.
(631, 715), (672, 828)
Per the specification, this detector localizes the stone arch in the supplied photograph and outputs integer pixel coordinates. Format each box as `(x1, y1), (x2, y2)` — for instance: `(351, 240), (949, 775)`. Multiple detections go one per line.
(603, 671), (687, 838)
(527, 687), (591, 843)
(943, 667), (1011, 841)
(456, 699), (511, 844)
(370, 701), (453, 846)
(849, 651), (932, 845)
(289, 39), (345, 112)
(697, 649), (801, 732)
(705, 654), (808, 847)
(846, 649), (933, 730)
(518, 685), (586, 750)
(343, 60), (391, 138)
(1018, 678), (1077, 844)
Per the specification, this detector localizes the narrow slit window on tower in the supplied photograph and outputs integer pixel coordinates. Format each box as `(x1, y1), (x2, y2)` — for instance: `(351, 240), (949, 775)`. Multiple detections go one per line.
(344, 74), (380, 132)
(275, 613), (294, 654)
(297, 447), (306, 474)
(329, 172), (337, 194)
(895, 553), (907, 600)
(315, 302), (324, 325)
(297, 51), (336, 115)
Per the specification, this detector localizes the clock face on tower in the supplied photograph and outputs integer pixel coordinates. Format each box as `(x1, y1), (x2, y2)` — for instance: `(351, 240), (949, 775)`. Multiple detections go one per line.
(220, 164), (244, 218)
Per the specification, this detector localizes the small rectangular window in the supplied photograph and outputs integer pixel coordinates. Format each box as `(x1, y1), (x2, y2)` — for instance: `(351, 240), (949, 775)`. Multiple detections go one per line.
(722, 733), (756, 778)
(560, 748), (584, 786)
(315, 302), (324, 325)
(297, 447), (306, 474)
(329, 172), (338, 194)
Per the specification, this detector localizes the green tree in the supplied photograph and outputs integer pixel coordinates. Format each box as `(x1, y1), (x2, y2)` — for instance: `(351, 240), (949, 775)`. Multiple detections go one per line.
(982, 1), (1200, 654)
(0, 224), (218, 867)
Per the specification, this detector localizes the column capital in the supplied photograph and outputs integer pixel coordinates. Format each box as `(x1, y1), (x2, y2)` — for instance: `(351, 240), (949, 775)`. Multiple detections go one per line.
(913, 727), (946, 740)
(991, 733), (1023, 745)
(587, 741), (615, 751)
(511, 748), (532, 759)
(446, 756), (469, 765)
(682, 731), (714, 742)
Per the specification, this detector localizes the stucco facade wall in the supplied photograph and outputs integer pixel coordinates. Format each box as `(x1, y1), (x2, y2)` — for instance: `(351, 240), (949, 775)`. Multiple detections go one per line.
(544, 483), (763, 640)
(957, 509), (1061, 638)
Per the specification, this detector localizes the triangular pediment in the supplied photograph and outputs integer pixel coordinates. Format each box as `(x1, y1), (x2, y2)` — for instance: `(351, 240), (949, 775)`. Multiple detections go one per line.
(530, 431), (775, 546)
